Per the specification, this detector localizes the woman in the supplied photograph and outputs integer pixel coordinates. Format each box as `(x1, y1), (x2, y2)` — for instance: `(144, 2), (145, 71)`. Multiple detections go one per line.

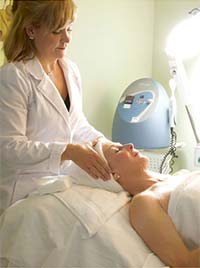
(100, 141), (200, 268)
(0, 0), (112, 211)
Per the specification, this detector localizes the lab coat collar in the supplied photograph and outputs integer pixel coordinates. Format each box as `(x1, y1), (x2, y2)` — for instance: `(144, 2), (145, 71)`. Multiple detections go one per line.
(25, 57), (71, 127)
(25, 56), (46, 80)
(24, 56), (73, 80)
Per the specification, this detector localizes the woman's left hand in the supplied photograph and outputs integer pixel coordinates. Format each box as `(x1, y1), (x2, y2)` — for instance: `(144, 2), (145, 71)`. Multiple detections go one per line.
(62, 141), (112, 181)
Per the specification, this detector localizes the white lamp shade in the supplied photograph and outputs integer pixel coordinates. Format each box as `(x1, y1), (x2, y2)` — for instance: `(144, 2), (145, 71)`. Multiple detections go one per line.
(166, 15), (200, 59)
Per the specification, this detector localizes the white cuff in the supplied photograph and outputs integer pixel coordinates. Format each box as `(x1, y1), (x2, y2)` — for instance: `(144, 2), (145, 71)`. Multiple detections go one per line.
(49, 143), (68, 174)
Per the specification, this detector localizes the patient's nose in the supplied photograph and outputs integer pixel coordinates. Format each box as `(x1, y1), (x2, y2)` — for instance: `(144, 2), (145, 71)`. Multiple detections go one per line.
(123, 143), (134, 151)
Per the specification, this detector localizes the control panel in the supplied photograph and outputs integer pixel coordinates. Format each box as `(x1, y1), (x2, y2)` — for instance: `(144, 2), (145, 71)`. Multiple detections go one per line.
(119, 90), (155, 123)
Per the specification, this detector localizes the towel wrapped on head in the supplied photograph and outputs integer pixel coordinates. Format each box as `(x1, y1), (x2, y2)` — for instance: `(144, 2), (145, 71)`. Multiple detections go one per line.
(66, 140), (124, 192)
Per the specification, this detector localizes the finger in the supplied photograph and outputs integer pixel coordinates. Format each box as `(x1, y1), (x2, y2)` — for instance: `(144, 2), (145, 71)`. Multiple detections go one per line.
(85, 164), (108, 181)
(91, 160), (111, 181)
(91, 150), (112, 174)
(85, 166), (99, 180)
(87, 147), (112, 179)
(95, 156), (112, 178)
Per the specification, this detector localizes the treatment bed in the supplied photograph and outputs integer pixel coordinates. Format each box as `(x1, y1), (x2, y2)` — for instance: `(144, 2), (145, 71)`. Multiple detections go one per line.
(0, 173), (167, 268)
(1, 168), (199, 268)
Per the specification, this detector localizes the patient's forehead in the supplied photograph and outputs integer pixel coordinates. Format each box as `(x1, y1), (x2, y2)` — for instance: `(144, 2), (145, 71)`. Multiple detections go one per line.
(102, 142), (122, 159)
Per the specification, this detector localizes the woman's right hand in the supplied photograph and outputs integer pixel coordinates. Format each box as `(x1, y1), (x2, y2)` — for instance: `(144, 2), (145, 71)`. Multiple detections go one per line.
(62, 142), (112, 181)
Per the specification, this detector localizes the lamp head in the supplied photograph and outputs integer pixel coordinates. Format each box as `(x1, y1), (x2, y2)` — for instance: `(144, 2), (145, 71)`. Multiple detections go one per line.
(189, 8), (200, 16)
(166, 8), (200, 60)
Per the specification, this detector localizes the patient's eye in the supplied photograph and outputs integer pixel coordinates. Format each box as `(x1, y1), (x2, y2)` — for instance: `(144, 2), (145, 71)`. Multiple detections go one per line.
(113, 146), (122, 153)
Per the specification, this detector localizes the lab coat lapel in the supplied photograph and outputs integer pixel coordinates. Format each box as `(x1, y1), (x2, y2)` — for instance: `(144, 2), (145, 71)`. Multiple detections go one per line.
(60, 59), (82, 130)
(25, 57), (70, 127)
(38, 77), (71, 127)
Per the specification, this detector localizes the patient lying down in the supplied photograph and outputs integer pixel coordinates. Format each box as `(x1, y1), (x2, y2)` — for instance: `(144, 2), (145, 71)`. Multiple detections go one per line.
(94, 141), (200, 268)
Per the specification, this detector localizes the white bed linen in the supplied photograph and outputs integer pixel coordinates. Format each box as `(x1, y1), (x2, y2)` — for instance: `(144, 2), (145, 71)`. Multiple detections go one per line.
(0, 184), (166, 268)
(52, 185), (131, 239)
(168, 170), (200, 250)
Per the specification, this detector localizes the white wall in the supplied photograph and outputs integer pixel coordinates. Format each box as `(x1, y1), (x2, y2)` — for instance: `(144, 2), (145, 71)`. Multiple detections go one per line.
(68, 0), (154, 138)
(153, 0), (200, 170)
(2, 0), (200, 170)
(0, 0), (154, 139)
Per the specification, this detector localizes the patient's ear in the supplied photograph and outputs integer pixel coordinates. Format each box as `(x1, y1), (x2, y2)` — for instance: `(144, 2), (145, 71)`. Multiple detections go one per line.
(113, 172), (120, 181)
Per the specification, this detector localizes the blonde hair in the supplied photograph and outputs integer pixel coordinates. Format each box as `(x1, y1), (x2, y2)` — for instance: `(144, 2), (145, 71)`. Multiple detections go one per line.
(4, 0), (76, 62)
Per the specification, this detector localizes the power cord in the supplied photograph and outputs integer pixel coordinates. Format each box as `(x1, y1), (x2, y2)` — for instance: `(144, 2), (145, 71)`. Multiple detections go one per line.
(159, 127), (178, 174)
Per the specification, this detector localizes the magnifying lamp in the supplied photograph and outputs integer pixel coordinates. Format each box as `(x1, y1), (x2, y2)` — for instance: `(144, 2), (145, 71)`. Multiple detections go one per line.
(166, 8), (200, 60)
(165, 7), (200, 165)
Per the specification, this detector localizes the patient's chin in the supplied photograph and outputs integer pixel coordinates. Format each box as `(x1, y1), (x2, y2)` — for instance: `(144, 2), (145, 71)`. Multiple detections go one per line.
(142, 156), (149, 169)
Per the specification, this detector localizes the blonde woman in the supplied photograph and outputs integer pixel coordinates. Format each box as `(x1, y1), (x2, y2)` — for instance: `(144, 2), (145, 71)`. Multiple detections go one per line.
(99, 141), (200, 268)
(0, 0), (112, 211)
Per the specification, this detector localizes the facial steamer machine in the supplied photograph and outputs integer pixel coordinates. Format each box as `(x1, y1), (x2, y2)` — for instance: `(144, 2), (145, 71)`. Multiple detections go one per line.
(112, 78), (178, 173)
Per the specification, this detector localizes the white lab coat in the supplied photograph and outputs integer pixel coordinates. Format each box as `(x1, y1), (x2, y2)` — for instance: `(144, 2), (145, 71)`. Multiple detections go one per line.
(0, 56), (102, 209)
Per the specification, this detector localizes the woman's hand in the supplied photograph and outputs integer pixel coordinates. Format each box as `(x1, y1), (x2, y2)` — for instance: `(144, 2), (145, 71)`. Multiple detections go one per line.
(62, 142), (112, 181)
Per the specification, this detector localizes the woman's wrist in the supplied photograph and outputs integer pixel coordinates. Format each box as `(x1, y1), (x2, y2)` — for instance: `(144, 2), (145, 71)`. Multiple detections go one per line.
(61, 143), (77, 161)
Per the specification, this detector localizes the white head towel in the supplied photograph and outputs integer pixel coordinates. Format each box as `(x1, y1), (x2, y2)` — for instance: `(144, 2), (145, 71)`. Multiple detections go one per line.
(93, 140), (109, 165)
(92, 141), (124, 192)
(67, 141), (124, 192)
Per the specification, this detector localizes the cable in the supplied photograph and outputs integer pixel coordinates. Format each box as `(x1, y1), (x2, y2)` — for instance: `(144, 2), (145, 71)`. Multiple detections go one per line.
(159, 127), (178, 174)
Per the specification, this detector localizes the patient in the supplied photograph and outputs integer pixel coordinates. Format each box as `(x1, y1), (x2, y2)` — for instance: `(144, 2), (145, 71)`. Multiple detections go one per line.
(96, 141), (200, 268)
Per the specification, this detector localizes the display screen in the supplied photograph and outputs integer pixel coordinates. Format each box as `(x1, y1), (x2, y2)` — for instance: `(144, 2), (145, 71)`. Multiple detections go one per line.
(124, 95), (134, 104)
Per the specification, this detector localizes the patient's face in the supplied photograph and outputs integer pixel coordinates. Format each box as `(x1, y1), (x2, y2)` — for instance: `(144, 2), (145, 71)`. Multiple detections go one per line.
(102, 143), (149, 191)
(103, 143), (148, 170)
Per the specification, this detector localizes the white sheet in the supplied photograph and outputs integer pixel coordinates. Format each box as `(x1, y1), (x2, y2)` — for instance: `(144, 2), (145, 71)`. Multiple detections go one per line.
(26, 173), (131, 239)
(52, 185), (131, 239)
(0, 184), (166, 268)
(168, 170), (200, 250)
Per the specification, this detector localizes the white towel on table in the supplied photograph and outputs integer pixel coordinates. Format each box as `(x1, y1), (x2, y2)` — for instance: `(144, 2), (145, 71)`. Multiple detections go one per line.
(168, 170), (200, 250)
(26, 171), (130, 239)
(52, 184), (131, 239)
(29, 175), (73, 196)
